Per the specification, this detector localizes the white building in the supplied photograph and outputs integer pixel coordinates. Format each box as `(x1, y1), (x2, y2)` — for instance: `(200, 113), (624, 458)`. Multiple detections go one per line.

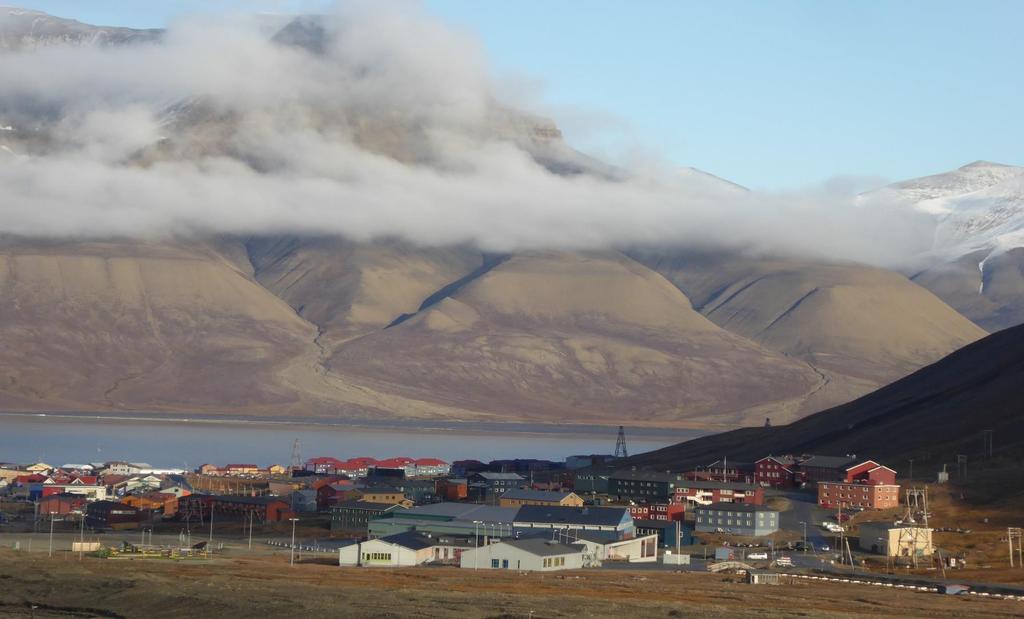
(339, 532), (438, 567)
(573, 532), (659, 563)
(459, 538), (585, 571)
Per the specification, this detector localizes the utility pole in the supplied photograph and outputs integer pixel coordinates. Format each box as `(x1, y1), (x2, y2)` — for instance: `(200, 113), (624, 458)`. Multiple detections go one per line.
(956, 455), (968, 481)
(48, 512), (57, 558)
(79, 512), (85, 561)
(248, 511), (254, 550)
(289, 517), (299, 567)
(907, 459), (914, 481)
(799, 521), (807, 552)
(1009, 528), (1022, 568)
(982, 430), (994, 461)
(208, 504), (214, 545)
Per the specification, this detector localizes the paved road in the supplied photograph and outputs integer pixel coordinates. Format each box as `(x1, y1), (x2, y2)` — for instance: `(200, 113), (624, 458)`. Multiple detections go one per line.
(774, 489), (835, 553)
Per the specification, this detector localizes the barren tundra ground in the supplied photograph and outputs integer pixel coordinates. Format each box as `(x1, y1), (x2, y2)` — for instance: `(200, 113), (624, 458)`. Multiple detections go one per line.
(0, 548), (1020, 619)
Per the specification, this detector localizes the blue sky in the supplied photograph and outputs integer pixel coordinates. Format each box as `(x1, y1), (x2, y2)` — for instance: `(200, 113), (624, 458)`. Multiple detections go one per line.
(11, 0), (1023, 189)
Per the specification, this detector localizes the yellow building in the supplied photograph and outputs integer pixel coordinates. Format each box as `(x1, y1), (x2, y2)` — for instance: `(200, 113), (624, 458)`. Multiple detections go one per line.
(858, 522), (934, 557)
(499, 489), (584, 508)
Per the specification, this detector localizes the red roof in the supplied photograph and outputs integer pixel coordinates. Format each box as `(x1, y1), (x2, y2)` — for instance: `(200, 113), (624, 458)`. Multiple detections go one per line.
(414, 458), (448, 466)
(14, 473), (47, 484)
(375, 458), (413, 468)
(347, 457), (378, 466)
(307, 457), (344, 466)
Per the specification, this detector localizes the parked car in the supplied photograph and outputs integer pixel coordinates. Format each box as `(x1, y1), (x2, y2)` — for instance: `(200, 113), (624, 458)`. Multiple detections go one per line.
(747, 552), (768, 560)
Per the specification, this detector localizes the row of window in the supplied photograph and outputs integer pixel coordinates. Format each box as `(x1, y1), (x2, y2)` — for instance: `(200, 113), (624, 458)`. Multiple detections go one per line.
(491, 559), (510, 568)
(363, 552), (392, 562)
(543, 556), (567, 568)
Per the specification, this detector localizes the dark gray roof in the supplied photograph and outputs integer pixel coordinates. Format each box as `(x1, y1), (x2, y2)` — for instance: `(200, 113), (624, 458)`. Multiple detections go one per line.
(378, 531), (435, 551)
(501, 538), (585, 557)
(473, 472), (525, 481)
(634, 519), (677, 530)
(675, 480), (758, 491)
(609, 469), (681, 483)
(514, 505), (628, 527)
(194, 495), (286, 506)
(799, 455), (857, 469)
(695, 502), (777, 514)
(358, 486), (403, 495)
(333, 499), (405, 511)
(397, 503), (517, 523)
(500, 489), (578, 502)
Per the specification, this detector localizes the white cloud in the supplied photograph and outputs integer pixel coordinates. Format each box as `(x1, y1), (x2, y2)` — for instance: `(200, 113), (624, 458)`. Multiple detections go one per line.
(0, 1), (936, 268)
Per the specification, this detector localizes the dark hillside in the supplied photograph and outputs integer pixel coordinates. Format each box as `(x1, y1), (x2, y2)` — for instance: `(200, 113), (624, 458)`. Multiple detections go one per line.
(627, 324), (1024, 498)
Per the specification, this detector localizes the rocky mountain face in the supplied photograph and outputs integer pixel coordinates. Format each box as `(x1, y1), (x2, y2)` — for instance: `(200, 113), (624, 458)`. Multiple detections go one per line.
(0, 7), (160, 50)
(0, 9), (997, 428)
(867, 161), (1024, 331)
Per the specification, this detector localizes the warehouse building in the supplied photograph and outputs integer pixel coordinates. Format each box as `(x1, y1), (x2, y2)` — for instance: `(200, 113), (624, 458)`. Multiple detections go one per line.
(459, 538), (585, 571)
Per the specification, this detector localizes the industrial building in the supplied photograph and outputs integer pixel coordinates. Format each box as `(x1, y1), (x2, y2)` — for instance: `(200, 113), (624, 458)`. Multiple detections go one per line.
(513, 505), (634, 539)
(458, 538), (586, 571)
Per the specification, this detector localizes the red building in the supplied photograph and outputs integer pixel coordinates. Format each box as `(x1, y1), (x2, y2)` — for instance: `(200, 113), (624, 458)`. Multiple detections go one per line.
(755, 456), (799, 487)
(85, 501), (145, 530)
(177, 494), (295, 523)
(673, 480), (764, 506)
(436, 478), (468, 501)
(37, 493), (87, 516)
(316, 481), (357, 511)
(627, 502), (684, 522)
(817, 460), (900, 510)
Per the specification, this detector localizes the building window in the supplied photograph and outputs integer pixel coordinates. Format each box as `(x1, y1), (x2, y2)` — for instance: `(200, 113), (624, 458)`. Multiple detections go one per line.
(492, 559), (500, 568)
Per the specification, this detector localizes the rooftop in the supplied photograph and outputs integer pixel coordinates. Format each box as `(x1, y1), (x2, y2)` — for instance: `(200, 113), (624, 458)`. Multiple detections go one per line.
(500, 489), (577, 502)
(695, 502), (777, 514)
(333, 499), (406, 511)
(609, 469), (681, 483)
(514, 505), (629, 527)
(800, 455), (858, 469)
(498, 538), (585, 557)
(675, 480), (758, 491)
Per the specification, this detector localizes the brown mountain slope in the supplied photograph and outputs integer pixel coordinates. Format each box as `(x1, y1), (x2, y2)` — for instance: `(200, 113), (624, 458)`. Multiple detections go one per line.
(912, 248), (1024, 332)
(240, 237), (482, 350)
(633, 251), (986, 391)
(624, 323), (1024, 495)
(327, 252), (824, 428)
(0, 240), (317, 412)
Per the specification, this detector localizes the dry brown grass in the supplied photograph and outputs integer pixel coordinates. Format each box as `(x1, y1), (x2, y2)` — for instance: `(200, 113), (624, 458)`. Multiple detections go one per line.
(1, 547), (1021, 618)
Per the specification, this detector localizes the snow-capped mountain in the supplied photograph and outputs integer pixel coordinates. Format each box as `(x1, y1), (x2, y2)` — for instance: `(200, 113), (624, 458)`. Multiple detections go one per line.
(870, 161), (1024, 331)
(883, 161), (1024, 259)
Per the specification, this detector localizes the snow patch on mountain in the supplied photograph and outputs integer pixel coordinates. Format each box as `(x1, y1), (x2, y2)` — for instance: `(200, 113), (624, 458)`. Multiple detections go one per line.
(869, 161), (1024, 268)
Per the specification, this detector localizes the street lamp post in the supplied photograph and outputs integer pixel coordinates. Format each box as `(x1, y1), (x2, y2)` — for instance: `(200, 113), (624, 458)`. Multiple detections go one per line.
(48, 511), (57, 558)
(799, 521), (807, 553)
(289, 517), (299, 567)
(79, 512), (86, 561)
(473, 521), (482, 570)
(248, 511), (254, 550)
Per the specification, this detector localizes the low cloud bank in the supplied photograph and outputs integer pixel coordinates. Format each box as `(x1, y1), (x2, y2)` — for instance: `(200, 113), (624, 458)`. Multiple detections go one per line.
(0, 2), (934, 267)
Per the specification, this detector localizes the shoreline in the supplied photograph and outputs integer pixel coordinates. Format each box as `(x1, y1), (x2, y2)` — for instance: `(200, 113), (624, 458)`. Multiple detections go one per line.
(0, 410), (705, 442)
